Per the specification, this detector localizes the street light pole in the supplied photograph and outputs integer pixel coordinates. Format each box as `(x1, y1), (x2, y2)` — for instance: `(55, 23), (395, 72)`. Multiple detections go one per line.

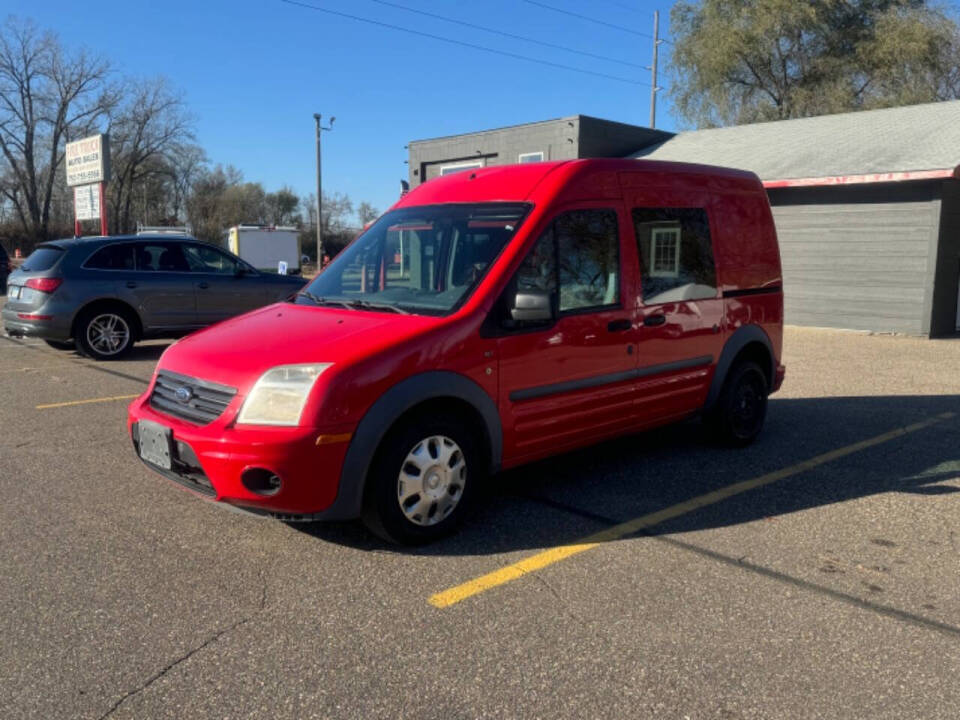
(313, 113), (335, 270)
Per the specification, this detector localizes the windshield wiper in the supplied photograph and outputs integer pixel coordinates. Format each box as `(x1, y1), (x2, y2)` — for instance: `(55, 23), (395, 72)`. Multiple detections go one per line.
(297, 291), (353, 310)
(343, 299), (410, 315)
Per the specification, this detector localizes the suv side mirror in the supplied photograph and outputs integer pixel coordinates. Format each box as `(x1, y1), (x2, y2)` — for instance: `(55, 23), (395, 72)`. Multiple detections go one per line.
(510, 289), (553, 323)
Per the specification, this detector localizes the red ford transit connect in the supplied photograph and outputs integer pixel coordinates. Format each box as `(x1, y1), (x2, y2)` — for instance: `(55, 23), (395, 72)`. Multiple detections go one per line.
(128, 159), (785, 543)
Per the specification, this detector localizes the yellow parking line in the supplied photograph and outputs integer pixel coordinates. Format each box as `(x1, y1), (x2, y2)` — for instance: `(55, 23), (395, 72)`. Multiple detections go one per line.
(36, 394), (141, 410)
(429, 411), (955, 609)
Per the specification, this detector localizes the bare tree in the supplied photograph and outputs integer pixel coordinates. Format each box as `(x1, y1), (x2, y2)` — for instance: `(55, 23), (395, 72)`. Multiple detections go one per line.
(106, 76), (193, 233)
(357, 201), (379, 225)
(0, 17), (112, 240)
(265, 185), (300, 225)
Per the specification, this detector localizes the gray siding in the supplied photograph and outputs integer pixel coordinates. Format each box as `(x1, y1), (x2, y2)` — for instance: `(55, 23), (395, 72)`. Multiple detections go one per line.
(768, 183), (940, 335)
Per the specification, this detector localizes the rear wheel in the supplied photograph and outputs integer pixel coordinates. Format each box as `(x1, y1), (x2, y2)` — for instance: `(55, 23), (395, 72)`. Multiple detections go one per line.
(362, 413), (481, 545)
(705, 361), (769, 446)
(75, 307), (136, 361)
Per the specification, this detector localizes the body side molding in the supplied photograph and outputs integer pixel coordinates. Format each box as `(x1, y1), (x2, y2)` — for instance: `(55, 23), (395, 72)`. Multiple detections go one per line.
(509, 355), (714, 402)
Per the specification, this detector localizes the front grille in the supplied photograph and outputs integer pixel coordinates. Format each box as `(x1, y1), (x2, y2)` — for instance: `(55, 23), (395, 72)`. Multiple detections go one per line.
(149, 370), (237, 425)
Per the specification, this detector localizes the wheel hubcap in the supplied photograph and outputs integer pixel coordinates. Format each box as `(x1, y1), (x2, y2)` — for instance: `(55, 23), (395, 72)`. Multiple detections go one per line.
(87, 313), (130, 356)
(397, 435), (466, 526)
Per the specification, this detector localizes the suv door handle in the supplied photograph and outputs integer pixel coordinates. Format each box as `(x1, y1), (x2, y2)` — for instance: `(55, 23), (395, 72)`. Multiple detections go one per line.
(607, 318), (632, 333)
(643, 314), (666, 327)
(126, 281), (137, 289)
(198, 282), (210, 289)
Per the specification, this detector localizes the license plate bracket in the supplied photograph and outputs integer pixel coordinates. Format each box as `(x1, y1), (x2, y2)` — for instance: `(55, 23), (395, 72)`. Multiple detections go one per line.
(8, 285), (20, 300)
(138, 420), (173, 470)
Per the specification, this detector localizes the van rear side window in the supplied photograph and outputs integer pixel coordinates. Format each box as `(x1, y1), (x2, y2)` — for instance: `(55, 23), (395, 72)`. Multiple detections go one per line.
(633, 208), (717, 304)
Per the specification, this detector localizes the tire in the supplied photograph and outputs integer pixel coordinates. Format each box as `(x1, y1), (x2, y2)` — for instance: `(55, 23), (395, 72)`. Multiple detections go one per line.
(705, 360), (769, 446)
(43, 339), (75, 351)
(362, 413), (482, 545)
(75, 306), (136, 361)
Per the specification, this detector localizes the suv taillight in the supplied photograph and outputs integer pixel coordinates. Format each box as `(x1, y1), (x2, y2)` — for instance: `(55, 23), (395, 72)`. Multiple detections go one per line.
(25, 277), (63, 293)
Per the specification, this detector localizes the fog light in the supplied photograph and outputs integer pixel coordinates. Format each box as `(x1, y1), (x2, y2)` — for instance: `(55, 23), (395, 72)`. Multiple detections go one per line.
(241, 468), (282, 496)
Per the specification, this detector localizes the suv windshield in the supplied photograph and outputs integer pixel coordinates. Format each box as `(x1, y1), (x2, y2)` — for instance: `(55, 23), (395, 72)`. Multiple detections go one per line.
(298, 203), (530, 315)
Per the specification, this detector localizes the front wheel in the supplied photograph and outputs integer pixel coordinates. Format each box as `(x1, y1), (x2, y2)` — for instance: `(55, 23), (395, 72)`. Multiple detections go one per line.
(75, 308), (135, 361)
(362, 414), (481, 545)
(705, 361), (769, 446)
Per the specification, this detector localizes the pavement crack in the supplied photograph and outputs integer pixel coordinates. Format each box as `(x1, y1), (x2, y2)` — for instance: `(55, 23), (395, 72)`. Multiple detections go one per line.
(96, 568), (269, 720)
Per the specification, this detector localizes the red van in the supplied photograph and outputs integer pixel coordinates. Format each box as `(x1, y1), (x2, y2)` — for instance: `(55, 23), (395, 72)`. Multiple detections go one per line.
(128, 159), (784, 543)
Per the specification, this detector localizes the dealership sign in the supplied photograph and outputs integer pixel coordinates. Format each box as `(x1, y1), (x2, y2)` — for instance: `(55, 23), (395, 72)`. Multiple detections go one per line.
(65, 134), (110, 187)
(74, 184), (101, 221)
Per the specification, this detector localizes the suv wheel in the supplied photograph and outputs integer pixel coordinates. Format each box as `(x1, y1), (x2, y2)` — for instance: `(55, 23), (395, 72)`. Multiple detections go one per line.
(76, 308), (135, 361)
(705, 361), (768, 446)
(362, 414), (481, 544)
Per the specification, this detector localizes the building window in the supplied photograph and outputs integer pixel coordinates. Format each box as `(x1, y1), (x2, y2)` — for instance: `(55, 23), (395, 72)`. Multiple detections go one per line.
(518, 151), (544, 163)
(650, 227), (680, 278)
(439, 160), (483, 176)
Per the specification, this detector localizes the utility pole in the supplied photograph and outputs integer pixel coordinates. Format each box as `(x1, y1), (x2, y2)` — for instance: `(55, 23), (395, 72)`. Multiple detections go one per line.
(313, 113), (335, 269)
(649, 10), (660, 129)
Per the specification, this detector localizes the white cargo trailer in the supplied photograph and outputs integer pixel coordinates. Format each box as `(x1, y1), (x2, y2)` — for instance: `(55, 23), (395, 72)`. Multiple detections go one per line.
(224, 225), (301, 273)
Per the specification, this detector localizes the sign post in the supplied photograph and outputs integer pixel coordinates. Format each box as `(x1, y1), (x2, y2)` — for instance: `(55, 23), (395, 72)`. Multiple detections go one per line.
(66, 134), (110, 236)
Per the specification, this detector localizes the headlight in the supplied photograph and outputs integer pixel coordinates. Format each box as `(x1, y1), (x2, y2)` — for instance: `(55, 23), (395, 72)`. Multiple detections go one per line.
(236, 363), (332, 426)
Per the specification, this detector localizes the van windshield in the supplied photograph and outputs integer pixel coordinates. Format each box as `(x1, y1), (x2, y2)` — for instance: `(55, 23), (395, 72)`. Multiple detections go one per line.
(298, 203), (530, 315)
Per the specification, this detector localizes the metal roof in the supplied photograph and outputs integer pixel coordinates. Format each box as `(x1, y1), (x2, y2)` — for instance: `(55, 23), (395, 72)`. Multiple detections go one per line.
(632, 100), (960, 185)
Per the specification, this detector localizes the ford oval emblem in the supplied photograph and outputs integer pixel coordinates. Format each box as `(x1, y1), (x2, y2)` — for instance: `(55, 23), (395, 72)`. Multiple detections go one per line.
(175, 386), (193, 404)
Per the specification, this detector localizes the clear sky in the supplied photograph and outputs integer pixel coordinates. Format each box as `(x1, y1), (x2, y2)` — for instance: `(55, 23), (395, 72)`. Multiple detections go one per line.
(7, 0), (674, 216)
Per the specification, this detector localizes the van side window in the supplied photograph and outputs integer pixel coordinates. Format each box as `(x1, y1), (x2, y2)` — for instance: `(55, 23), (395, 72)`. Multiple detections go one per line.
(632, 208), (717, 304)
(514, 209), (620, 317)
(556, 210), (619, 312)
(515, 226), (557, 296)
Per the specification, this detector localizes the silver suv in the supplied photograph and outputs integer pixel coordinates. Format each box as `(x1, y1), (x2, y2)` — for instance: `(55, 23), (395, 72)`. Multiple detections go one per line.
(2, 235), (306, 360)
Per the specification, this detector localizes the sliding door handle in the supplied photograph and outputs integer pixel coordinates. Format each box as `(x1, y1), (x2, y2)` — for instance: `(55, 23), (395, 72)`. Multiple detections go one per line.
(643, 314), (666, 327)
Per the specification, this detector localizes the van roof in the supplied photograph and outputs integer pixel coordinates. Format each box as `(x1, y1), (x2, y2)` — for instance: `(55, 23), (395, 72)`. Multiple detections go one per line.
(396, 158), (762, 208)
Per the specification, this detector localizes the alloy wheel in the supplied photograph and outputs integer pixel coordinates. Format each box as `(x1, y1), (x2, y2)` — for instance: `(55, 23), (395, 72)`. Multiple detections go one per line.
(86, 313), (131, 357)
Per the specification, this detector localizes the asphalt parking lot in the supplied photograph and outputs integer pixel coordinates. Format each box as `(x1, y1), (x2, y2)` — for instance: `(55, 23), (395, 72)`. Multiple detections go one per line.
(1, 300), (959, 719)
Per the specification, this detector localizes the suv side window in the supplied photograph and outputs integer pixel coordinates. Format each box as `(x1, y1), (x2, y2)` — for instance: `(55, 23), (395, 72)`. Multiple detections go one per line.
(513, 208), (620, 316)
(632, 208), (717, 304)
(135, 242), (190, 272)
(184, 244), (241, 274)
(85, 243), (135, 271)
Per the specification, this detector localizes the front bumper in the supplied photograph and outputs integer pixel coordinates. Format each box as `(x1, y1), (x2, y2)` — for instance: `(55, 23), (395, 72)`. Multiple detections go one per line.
(128, 392), (355, 519)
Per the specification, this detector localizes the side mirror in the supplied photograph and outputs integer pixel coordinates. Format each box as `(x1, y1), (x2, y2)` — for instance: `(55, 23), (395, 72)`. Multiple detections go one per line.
(510, 289), (553, 323)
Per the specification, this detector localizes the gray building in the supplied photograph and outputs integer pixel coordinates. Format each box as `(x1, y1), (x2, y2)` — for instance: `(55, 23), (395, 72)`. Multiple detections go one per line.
(409, 102), (960, 336)
(407, 115), (671, 186)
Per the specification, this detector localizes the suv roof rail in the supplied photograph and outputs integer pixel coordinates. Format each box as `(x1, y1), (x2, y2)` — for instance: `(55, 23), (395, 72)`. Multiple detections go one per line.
(136, 223), (193, 236)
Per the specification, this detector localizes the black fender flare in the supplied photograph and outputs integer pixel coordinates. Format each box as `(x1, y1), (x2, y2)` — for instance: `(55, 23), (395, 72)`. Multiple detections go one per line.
(704, 325), (775, 411)
(321, 371), (502, 521)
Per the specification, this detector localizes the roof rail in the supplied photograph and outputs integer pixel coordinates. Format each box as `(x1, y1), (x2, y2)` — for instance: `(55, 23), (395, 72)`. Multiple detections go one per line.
(136, 223), (193, 236)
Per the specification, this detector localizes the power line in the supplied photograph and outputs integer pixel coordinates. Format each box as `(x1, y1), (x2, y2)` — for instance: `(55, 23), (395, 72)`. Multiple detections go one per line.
(364, 0), (646, 70)
(279, 0), (653, 86)
(592, 0), (647, 13)
(521, 0), (672, 44)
